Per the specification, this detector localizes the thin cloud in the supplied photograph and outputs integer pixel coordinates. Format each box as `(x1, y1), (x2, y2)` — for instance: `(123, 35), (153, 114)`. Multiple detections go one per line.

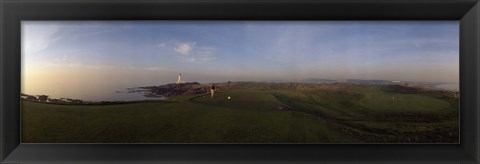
(45, 62), (119, 70)
(173, 42), (216, 63)
(23, 23), (61, 55)
(174, 42), (196, 55)
(145, 67), (168, 71)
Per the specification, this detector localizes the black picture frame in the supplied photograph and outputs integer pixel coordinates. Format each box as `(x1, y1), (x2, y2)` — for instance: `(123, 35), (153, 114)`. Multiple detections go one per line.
(1, 0), (479, 163)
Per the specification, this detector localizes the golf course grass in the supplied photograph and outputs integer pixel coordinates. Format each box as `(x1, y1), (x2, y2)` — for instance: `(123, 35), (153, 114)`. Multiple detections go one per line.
(21, 83), (459, 143)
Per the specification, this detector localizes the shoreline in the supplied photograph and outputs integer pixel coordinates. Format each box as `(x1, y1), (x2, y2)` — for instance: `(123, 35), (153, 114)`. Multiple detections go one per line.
(21, 82), (459, 105)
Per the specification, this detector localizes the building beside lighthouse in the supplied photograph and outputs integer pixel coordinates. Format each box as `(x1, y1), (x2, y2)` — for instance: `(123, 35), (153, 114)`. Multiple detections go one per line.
(176, 73), (186, 84)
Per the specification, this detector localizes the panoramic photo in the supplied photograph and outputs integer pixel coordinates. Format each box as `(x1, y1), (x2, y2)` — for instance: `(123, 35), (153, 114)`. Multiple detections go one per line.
(21, 21), (459, 143)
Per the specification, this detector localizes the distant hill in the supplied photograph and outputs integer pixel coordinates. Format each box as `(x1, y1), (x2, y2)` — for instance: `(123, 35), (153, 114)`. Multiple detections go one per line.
(268, 78), (398, 84)
(346, 79), (393, 84)
(302, 78), (337, 84)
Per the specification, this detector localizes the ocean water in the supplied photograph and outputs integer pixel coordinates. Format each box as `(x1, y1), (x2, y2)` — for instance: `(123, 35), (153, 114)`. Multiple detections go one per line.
(23, 86), (165, 102)
(80, 89), (166, 102)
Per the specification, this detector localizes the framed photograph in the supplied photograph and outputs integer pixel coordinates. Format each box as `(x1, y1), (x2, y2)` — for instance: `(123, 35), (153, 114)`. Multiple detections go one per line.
(19, 20), (462, 144)
(1, 0), (479, 163)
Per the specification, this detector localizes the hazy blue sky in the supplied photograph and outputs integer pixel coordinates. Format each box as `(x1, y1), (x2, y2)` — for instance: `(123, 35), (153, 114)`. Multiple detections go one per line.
(21, 21), (459, 99)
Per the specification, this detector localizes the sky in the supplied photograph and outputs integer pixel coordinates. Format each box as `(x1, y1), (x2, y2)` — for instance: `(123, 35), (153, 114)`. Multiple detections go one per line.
(21, 21), (459, 100)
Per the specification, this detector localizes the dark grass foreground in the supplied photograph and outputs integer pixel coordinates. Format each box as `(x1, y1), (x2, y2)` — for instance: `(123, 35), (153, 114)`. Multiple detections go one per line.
(21, 83), (459, 143)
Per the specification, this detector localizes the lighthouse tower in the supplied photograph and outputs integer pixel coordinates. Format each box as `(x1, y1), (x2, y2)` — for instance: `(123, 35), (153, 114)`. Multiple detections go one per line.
(176, 73), (185, 84)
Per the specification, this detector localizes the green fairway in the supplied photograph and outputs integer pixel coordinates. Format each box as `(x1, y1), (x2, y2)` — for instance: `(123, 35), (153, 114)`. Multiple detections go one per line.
(21, 83), (459, 143)
(359, 89), (451, 113)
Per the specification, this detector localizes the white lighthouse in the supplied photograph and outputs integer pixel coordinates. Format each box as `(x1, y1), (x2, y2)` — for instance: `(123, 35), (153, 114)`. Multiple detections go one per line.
(176, 73), (185, 84)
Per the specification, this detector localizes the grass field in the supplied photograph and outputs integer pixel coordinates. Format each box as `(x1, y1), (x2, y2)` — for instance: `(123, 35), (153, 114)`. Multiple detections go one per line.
(21, 82), (459, 143)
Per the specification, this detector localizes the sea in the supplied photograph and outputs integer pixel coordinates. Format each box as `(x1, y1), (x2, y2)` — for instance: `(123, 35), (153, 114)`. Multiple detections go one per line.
(22, 86), (165, 102)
